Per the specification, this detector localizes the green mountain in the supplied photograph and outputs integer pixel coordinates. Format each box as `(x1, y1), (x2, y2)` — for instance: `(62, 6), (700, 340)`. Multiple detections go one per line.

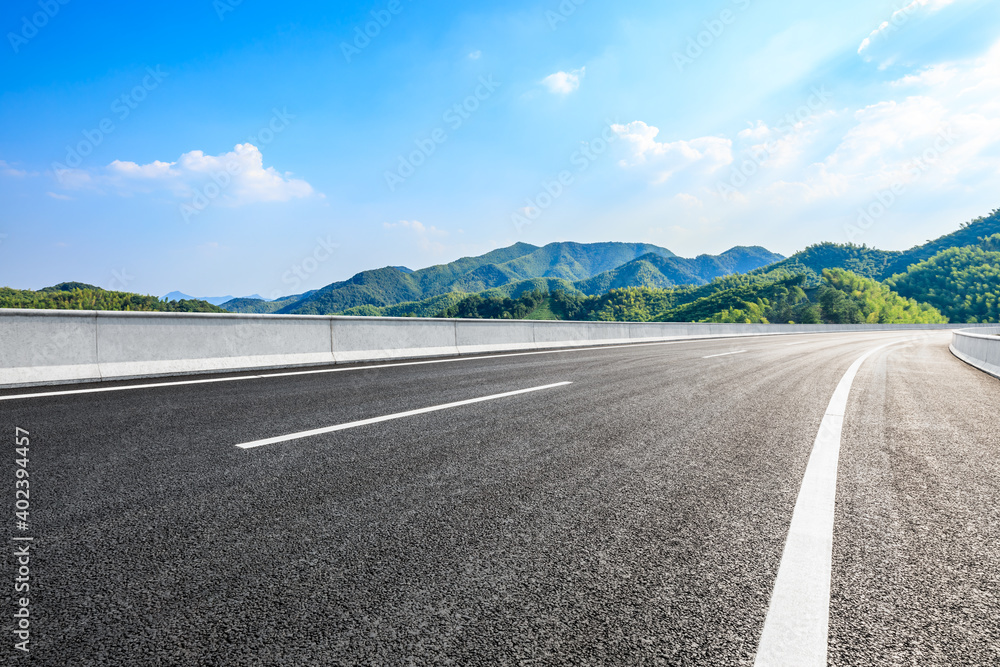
(225, 241), (780, 315)
(882, 208), (1000, 277)
(275, 242), (541, 315)
(576, 246), (783, 294)
(755, 208), (1000, 284)
(219, 206), (998, 320)
(751, 243), (900, 283)
(885, 237), (1000, 323)
(221, 291), (315, 314)
(339, 278), (582, 318)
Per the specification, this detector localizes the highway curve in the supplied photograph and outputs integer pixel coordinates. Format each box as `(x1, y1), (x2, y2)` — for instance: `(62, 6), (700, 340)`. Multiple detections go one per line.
(2, 330), (998, 665)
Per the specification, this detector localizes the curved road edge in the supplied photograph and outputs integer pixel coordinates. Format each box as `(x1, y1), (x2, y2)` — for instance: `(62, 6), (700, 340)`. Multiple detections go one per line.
(950, 327), (1000, 380)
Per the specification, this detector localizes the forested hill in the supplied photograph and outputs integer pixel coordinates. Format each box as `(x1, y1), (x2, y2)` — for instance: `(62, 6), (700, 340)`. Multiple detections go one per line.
(266, 242), (782, 315)
(0, 283), (225, 312)
(278, 242), (672, 315)
(885, 234), (1000, 323)
(353, 222), (1000, 324)
(575, 246), (783, 294)
(756, 208), (1000, 283)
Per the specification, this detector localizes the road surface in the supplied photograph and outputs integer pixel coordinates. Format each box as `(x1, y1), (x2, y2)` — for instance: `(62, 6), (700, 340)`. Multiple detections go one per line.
(3, 330), (998, 665)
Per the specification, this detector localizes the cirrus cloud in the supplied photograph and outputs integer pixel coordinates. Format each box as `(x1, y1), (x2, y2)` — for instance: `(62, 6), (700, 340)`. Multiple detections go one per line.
(858, 0), (961, 56)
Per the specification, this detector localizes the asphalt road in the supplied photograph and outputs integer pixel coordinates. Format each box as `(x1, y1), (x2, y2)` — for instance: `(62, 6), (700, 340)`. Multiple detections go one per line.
(2, 331), (998, 665)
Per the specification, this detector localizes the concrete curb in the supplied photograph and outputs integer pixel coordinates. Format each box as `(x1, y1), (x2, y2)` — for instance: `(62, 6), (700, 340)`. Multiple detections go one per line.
(950, 327), (1000, 380)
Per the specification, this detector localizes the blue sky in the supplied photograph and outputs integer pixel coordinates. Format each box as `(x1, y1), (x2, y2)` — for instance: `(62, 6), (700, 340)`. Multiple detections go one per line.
(1, 0), (998, 298)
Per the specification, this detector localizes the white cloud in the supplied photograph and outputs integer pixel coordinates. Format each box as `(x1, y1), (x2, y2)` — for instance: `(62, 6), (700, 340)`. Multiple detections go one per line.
(737, 121), (772, 143)
(735, 111), (840, 173)
(890, 64), (958, 87)
(468, 50), (482, 60)
(612, 120), (732, 183)
(607, 40), (1000, 256)
(858, 0), (959, 55)
(0, 159), (35, 178)
(53, 144), (316, 205)
(722, 39), (1000, 216)
(810, 45), (1000, 197)
(46, 191), (73, 200)
(541, 67), (585, 95)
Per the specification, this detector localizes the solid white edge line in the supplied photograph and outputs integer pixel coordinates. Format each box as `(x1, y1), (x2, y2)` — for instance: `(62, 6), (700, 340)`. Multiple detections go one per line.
(236, 381), (573, 450)
(702, 350), (747, 359)
(753, 339), (905, 666)
(1, 330), (929, 402)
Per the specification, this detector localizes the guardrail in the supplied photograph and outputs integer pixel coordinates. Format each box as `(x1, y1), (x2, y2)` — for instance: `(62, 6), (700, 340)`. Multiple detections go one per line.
(950, 327), (1000, 380)
(0, 308), (986, 388)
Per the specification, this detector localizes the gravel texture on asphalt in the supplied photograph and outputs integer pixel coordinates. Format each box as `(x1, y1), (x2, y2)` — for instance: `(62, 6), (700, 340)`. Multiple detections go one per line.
(2, 331), (994, 665)
(830, 335), (1000, 666)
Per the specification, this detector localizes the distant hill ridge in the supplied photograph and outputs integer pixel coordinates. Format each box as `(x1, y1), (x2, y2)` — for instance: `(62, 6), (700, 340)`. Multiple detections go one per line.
(221, 242), (783, 315)
(301, 208), (1000, 321)
(0, 283), (225, 313)
(163, 291), (269, 306)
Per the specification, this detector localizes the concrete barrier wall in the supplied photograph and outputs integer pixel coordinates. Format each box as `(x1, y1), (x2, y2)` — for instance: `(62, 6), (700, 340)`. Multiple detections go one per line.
(534, 321), (632, 348)
(950, 327), (1000, 380)
(456, 319), (535, 355)
(333, 317), (459, 363)
(96, 311), (335, 378)
(0, 307), (990, 388)
(0, 310), (99, 386)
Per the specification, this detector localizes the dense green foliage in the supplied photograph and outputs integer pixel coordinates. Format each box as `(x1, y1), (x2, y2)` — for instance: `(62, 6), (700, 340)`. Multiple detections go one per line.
(574, 288), (677, 322)
(219, 297), (286, 314)
(660, 275), (815, 323)
(340, 292), (469, 318)
(885, 242), (1000, 323)
(815, 269), (946, 324)
(437, 289), (552, 319)
(663, 270), (944, 324)
(978, 233), (1000, 252)
(0, 285), (225, 312)
(430, 270), (945, 324)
